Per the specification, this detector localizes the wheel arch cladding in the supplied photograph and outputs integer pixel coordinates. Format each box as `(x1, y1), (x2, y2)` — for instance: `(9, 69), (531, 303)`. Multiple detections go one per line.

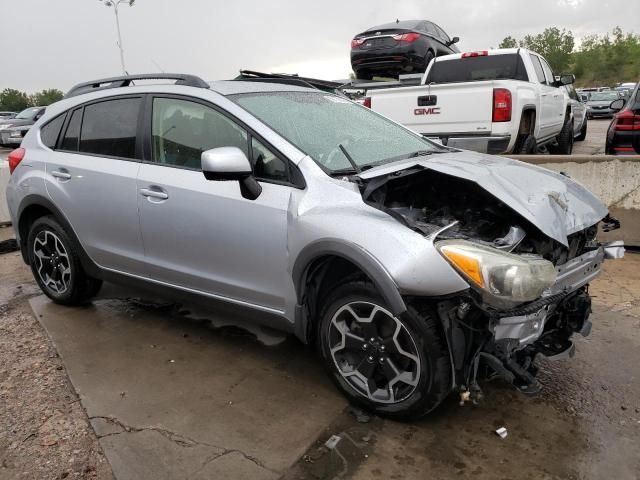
(17, 194), (101, 277)
(292, 240), (407, 343)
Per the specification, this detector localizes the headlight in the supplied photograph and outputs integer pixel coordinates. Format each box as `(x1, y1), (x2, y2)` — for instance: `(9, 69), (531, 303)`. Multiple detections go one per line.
(437, 240), (556, 303)
(0, 124), (13, 130)
(9, 131), (22, 138)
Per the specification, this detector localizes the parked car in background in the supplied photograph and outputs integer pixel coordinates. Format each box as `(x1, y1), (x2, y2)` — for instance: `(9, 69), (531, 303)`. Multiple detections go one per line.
(5, 73), (623, 419)
(563, 84), (588, 141)
(351, 20), (459, 80)
(586, 91), (621, 118)
(0, 124), (30, 147)
(366, 48), (577, 154)
(0, 111), (17, 119)
(606, 82), (640, 155)
(0, 106), (46, 146)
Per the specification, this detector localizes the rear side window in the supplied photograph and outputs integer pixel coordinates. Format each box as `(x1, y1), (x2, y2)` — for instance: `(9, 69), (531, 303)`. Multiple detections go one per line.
(79, 98), (141, 159)
(529, 54), (546, 84)
(40, 114), (66, 149)
(60, 108), (82, 151)
(426, 54), (528, 83)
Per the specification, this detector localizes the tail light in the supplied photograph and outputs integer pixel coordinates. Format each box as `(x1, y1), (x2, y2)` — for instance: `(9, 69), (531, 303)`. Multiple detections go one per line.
(462, 51), (489, 58)
(351, 38), (365, 49)
(392, 32), (420, 43)
(363, 97), (372, 108)
(612, 110), (640, 131)
(8, 148), (25, 174)
(492, 88), (512, 122)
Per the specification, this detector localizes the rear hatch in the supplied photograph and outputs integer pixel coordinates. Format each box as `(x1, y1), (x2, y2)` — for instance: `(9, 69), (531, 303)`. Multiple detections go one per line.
(371, 81), (495, 135)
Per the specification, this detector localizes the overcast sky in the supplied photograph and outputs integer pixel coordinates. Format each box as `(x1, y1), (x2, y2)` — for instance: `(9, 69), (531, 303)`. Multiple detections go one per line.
(2, 0), (639, 92)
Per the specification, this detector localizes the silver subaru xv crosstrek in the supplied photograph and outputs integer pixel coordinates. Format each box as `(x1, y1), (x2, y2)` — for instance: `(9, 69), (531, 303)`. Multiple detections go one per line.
(5, 74), (624, 419)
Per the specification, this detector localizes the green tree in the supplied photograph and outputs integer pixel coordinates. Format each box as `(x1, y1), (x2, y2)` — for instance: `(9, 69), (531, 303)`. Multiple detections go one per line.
(498, 36), (519, 49)
(520, 27), (575, 72)
(0, 88), (31, 112)
(30, 89), (64, 106)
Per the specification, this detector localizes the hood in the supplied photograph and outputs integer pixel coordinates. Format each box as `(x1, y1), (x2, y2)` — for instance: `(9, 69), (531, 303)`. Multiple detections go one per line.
(357, 151), (608, 247)
(0, 118), (33, 128)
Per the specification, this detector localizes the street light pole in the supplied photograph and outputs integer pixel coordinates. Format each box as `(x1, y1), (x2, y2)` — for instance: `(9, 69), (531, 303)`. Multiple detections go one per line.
(100, 0), (135, 75)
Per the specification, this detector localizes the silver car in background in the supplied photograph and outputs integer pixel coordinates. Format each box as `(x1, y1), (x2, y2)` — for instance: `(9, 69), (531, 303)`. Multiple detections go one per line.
(5, 74), (624, 419)
(586, 90), (623, 118)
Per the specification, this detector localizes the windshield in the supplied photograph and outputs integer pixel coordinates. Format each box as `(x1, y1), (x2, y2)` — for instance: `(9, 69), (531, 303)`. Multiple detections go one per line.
(15, 107), (41, 120)
(230, 91), (446, 173)
(589, 92), (619, 101)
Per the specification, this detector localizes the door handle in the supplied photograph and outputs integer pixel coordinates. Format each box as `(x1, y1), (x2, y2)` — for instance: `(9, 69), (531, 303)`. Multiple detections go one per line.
(140, 188), (169, 200)
(51, 170), (72, 180)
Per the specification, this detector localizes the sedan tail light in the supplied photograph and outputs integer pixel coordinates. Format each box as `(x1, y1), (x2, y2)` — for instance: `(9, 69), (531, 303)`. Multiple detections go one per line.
(8, 147), (25, 174)
(613, 110), (640, 131)
(392, 33), (420, 43)
(351, 38), (365, 49)
(492, 88), (512, 122)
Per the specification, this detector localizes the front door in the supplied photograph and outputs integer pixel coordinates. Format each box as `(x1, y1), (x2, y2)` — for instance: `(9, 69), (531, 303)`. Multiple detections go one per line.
(136, 96), (293, 312)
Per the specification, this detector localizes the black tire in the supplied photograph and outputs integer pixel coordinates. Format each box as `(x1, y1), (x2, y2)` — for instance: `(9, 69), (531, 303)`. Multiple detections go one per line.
(548, 117), (574, 155)
(356, 71), (372, 81)
(576, 120), (587, 141)
(27, 216), (102, 305)
(317, 280), (452, 420)
(514, 134), (537, 154)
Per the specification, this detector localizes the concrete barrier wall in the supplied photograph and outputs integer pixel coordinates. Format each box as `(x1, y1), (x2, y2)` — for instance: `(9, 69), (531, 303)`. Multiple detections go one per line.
(0, 162), (10, 224)
(507, 155), (640, 247)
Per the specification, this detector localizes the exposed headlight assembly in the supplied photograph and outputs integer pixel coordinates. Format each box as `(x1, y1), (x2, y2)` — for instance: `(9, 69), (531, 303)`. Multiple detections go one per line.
(437, 240), (556, 304)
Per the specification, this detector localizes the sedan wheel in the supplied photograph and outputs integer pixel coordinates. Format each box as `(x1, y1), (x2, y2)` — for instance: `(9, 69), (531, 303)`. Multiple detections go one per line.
(33, 230), (72, 294)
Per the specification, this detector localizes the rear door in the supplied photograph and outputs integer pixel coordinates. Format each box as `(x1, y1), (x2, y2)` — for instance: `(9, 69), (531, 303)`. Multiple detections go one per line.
(529, 53), (561, 139)
(539, 56), (566, 136)
(45, 96), (146, 275)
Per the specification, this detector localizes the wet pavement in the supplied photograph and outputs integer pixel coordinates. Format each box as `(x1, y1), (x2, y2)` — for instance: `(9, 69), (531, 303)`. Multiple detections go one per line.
(25, 252), (640, 480)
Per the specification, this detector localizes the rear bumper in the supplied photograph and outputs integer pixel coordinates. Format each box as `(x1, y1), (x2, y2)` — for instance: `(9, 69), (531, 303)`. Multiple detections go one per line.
(351, 44), (427, 73)
(425, 134), (512, 154)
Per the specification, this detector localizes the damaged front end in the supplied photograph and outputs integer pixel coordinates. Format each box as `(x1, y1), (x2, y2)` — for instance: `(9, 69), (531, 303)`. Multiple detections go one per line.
(356, 157), (624, 400)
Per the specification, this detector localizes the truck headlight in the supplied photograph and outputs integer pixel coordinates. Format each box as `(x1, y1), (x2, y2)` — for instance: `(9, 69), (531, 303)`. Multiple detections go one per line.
(437, 240), (556, 303)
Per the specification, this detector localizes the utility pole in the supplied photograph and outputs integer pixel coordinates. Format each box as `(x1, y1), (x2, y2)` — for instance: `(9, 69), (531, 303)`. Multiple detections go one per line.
(99, 0), (135, 75)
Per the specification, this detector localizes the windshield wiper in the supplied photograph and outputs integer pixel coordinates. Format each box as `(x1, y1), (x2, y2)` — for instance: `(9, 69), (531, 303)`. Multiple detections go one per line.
(339, 144), (362, 174)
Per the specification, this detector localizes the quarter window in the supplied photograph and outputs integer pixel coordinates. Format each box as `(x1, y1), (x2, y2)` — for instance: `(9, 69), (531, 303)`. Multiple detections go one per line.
(79, 98), (141, 159)
(40, 114), (66, 149)
(151, 98), (248, 169)
(60, 108), (82, 151)
(529, 54), (547, 84)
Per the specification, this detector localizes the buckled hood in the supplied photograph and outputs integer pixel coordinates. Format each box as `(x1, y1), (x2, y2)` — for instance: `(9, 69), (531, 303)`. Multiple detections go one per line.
(356, 151), (608, 247)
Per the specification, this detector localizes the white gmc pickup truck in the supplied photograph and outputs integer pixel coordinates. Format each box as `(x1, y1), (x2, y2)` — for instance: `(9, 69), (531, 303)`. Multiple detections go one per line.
(366, 48), (577, 154)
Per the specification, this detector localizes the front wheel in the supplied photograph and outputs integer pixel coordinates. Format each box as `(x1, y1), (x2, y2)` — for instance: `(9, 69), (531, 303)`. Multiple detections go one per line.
(576, 120), (587, 141)
(317, 281), (452, 419)
(27, 216), (103, 305)
(548, 118), (574, 154)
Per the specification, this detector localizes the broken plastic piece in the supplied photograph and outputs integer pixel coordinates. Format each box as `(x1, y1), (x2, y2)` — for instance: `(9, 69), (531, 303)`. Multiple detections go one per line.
(324, 434), (341, 450)
(495, 427), (508, 439)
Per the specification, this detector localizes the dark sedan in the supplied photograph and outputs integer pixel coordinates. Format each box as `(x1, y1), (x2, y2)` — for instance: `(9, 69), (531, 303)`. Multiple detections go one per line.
(606, 83), (640, 155)
(0, 106), (45, 146)
(351, 20), (459, 80)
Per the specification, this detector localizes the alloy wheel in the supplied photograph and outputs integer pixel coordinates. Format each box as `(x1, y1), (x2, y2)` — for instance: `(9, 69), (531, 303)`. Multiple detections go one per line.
(33, 230), (71, 294)
(328, 301), (421, 404)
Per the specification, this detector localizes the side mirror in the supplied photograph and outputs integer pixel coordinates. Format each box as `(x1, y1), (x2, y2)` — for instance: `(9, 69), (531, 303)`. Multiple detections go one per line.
(557, 74), (575, 86)
(610, 98), (626, 112)
(449, 36), (460, 45)
(201, 147), (262, 200)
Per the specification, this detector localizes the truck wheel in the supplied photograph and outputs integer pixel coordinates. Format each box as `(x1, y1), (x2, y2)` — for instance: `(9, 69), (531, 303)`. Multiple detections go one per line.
(549, 118), (574, 155)
(514, 134), (537, 154)
(27, 216), (103, 305)
(576, 120), (587, 141)
(317, 280), (452, 419)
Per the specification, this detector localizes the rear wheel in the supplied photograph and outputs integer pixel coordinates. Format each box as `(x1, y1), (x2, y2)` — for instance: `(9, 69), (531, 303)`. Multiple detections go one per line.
(514, 134), (537, 154)
(27, 216), (102, 305)
(356, 71), (373, 81)
(576, 120), (587, 141)
(423, 51), (435, 71)
(549, 117), (574, 154)
(317, 281), (452, 419)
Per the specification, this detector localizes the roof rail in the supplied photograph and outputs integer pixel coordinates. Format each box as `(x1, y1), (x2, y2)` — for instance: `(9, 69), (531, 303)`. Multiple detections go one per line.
(64, 73), (210, 98)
